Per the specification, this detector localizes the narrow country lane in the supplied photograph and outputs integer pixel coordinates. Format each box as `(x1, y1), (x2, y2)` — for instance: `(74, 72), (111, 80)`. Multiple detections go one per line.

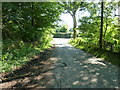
(1, 38), (119, 88)
(42, 38), (119, 88)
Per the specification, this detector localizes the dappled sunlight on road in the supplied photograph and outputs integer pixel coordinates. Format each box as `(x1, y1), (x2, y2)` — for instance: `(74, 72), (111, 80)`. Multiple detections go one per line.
(85, 57), (107, 66)
(49, 38), (119, 88)
(1, 38), (118, 88)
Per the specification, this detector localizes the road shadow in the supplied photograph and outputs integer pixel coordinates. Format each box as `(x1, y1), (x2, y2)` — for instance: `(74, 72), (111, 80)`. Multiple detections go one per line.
(1, 47), (58, 88)
(1, 43), (119, 88)
(52, 45), (119, 88)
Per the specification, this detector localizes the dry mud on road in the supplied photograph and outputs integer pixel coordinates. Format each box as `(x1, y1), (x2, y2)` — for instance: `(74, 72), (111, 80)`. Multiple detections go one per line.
(1, 38), (119, 88)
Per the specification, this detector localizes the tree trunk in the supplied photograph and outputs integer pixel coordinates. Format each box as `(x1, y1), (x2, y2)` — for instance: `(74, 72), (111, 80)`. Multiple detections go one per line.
(73, 13), (77, 39)
(103, 17), (108, 49)
(99, 1), (104, 50)
(31, 2), (34, 27)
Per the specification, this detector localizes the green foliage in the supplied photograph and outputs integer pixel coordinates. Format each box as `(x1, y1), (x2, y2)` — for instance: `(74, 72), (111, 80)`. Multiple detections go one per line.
(56, 25), (68, 33)
(69, 37), (85, 45)
(69, 38), (120, 67)
(69, 37), (98, 52)
(1, 40), (51, 73)
(78, 2), (119, 53)
(59, 1), (87, 39)
(69, 2), (119, 67)
(54, 24), (71, 38)
(2, 2), (63, 73)
(2, 2), (62, 41)
(54, 33), (72, 38)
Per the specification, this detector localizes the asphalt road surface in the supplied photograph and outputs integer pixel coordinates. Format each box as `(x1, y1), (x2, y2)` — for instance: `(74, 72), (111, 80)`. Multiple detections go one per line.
(1, 38), (119, 88)
(41, 38), (119, 88)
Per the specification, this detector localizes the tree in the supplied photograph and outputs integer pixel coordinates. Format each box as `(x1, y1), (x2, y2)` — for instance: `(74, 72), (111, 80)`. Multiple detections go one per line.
(58, 25), (68, 33)
(2, 2), (62, 42)
(99, 1), (104, 50)
(60, 1), (86, 39)
(78, 2), (118, 52)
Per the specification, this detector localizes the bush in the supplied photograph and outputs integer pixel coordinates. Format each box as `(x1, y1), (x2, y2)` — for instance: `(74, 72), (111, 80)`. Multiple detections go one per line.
(1, 39), (52, 73)
(54, 33), (72, 38)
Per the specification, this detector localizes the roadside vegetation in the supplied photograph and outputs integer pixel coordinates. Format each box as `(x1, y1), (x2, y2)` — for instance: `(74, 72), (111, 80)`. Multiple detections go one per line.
(1, 1), (120, 73)
(1, 2), (62, 73)
(68, 2), (120, 67)
(54, 24), (72, 38)
(69, 38), (119, 67)
(1, 40), (52, 72)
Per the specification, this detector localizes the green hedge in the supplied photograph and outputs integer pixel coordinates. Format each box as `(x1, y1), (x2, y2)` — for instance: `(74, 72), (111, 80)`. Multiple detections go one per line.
(54, 33), (72, 38)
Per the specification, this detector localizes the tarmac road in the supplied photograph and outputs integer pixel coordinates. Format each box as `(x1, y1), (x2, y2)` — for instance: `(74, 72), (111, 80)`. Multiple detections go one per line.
(1, 38), (119, 88)
(40, 38), (119, 88)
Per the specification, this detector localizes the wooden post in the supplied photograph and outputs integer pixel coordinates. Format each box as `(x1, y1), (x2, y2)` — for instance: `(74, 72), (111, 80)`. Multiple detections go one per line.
(99, 0), (104, 50)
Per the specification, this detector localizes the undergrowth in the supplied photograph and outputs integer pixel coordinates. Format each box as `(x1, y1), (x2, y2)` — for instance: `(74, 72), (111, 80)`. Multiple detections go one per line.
(69, 38), (120, 67)
(1, 40), (52, 73)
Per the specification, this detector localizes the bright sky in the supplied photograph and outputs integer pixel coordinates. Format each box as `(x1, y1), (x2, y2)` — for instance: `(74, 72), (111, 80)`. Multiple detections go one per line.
(59, 10), (90, 29)
(59, 6), (119, 30)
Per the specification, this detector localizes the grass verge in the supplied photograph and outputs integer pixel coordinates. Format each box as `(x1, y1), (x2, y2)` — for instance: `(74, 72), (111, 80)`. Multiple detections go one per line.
(1, 40), (52, 73)
(69, 40), (120, 67)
